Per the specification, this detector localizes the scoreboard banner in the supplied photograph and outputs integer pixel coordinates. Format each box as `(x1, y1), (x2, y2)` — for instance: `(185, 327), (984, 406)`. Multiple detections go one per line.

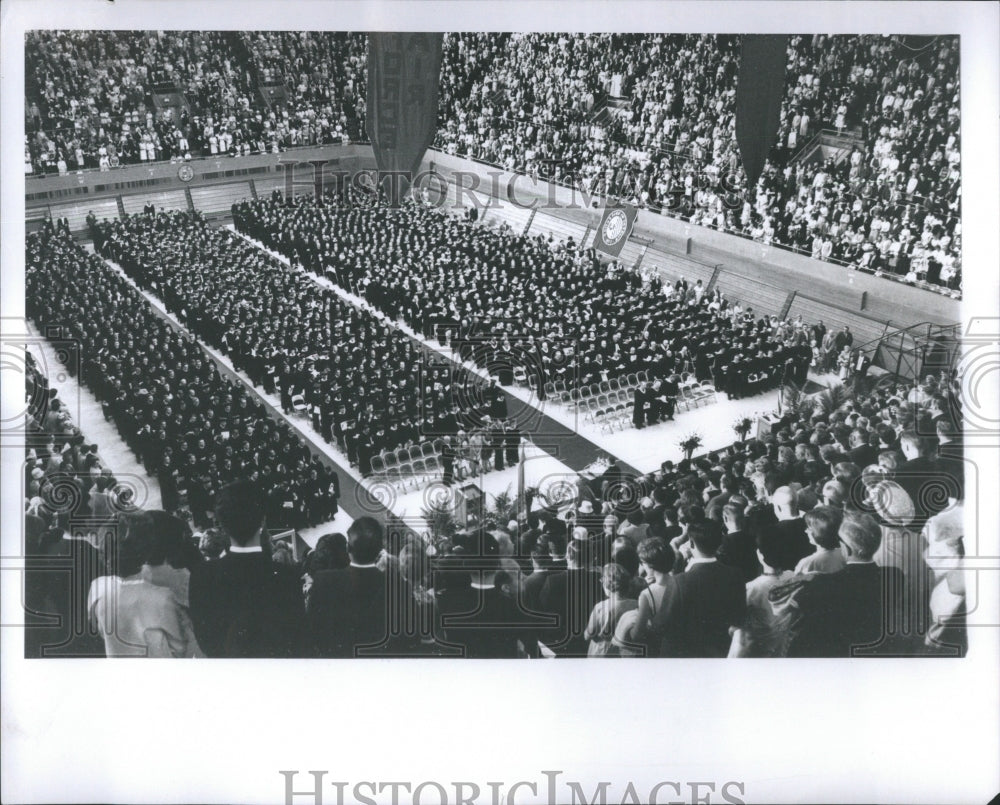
(366, 33), (443, 193)
(592, 201), (638, 259)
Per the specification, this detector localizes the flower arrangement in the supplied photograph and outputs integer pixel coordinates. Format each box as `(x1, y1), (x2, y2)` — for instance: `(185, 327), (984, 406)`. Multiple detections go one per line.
(678, 432), (704, 461)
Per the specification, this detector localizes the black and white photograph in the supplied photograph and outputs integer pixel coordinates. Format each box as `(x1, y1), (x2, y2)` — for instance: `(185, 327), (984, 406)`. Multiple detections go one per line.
(2, 1), (998, 803)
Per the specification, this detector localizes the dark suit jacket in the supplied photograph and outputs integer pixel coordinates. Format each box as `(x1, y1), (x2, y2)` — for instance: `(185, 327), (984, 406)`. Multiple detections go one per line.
(781, 563), (906, 657)
(659, 560), (746, 657)
(436, 585), (530, 658)
(848, 444), (879, 469)
(189, 551), (306, 658)
(771, 518), (813, 568)
(538, 567), (606, 656)
(717, 530), (762, 582)
(308, 565), (389, 658)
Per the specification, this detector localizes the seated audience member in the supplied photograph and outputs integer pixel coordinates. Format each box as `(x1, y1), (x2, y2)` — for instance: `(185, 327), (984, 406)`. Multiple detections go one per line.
(585, 563), (640, 657)
(770, 512), (905, 657)
(189, 480), (306, 658)
(794, 506), (847, 575)
(88, 510), (203, 658)
(538, 537), (606, 656)
(728, 530), (798, 658)
(659, 522), (746, 657)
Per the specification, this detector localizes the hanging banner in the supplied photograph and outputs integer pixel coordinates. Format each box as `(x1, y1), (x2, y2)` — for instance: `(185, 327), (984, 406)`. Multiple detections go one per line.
(736, 34), (788, 190)
(592, 200), (638, 259)
(366, 32), (443, 203)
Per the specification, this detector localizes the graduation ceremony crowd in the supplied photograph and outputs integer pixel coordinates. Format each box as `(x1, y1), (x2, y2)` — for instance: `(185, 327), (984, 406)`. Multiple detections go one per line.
(232, 194), (816, 404)
(26, 31), (364, 176)
(89, 206), (508, 477)
(24, 209), (967, 659)
(23, 31), (967, 660)
(435, 33), (961, 292)
(24, 299), (968, 657)
(29, 32), (960, 292)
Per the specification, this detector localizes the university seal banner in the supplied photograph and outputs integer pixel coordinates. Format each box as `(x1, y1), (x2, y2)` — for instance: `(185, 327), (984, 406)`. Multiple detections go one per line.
(592, 201), (638, 259)
(736, 34), (788, 190)
(366, 32), (443, 203)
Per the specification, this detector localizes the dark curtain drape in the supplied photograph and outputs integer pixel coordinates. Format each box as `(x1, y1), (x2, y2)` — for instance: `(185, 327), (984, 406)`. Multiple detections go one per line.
(736, 34), (789, 190)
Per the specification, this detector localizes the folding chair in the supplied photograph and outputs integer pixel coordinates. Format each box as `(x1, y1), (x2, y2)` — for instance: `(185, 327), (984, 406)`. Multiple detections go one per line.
(382, 449), (400, 473)
(512, 365), (528, 385)
(291, 393), (308, 414)
(369, 454), (387, 481)
(625, 373), (639, 389)
(408, 445), (423, 465)
(598, 380), (612, 395)
(421, 441), (436, 460)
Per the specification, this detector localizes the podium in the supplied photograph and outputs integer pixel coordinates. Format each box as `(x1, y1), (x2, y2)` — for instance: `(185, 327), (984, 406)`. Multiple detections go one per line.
(456, 483), (484, 527)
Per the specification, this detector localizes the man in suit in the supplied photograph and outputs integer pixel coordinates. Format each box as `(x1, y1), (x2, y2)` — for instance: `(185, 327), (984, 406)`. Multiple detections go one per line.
(717, 501), (761, 582)
(847, 428), (878, 469)
(537, 538), (606, 656)
(632, 381), (649, 429)
(659, 521), (746, 657)
(765, 485), (813, 567)
(773, 512), (905, 657)
(308, 516), (392, 658)
(188, 480), (306, 658)
(434, 533), (534, 658)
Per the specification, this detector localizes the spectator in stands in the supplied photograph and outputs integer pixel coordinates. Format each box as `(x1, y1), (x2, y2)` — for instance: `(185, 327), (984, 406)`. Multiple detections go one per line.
(538, 537), (606, 656)
(188, 479), (306, 657)
(584, 563), (640, 656)
(795, 505), (847, 575)
(770, 511), (905, 657)
(728, 530), (798, 657)
(659, 521), (745, 657)
(88, 510), (203, 657)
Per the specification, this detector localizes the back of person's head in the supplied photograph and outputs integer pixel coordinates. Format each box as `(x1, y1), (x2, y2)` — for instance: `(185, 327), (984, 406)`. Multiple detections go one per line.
(546, 529), (567, 559)
(626, 509), (644, 526)
(118, 510), (173, 575)
(722, 501), (745, 530)
(771, 485), (799, 517)
(935, 417), (957, 442)
(145, 509), (199, 569)
(804, 505), (844, 550)
(308, 532), (350, 573)
(637, 537), (674, 574)
(610, 538), (640, 577)
(899, 429), (929, 457)
(215, 479), (265, 546)
(566, 538), (587, 568)
(347, 516), (384, 565)
(756, 530), (794, 572)
(198, 527), (230, 560)
(687, 520), (723, 557)
(601, 562), (631, 595)
(679, 504), (705, 528)
(838, 512), (882, 561)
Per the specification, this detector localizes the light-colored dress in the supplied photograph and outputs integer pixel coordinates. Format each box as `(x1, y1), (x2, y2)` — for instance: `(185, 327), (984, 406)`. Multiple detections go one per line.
(585, 595), (639, 656)
(88, 573), (201, 658)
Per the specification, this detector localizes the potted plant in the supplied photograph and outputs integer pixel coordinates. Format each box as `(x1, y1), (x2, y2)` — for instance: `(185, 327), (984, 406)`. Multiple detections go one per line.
(732, 416), (753, 443)
(678, 432), (704, 461)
